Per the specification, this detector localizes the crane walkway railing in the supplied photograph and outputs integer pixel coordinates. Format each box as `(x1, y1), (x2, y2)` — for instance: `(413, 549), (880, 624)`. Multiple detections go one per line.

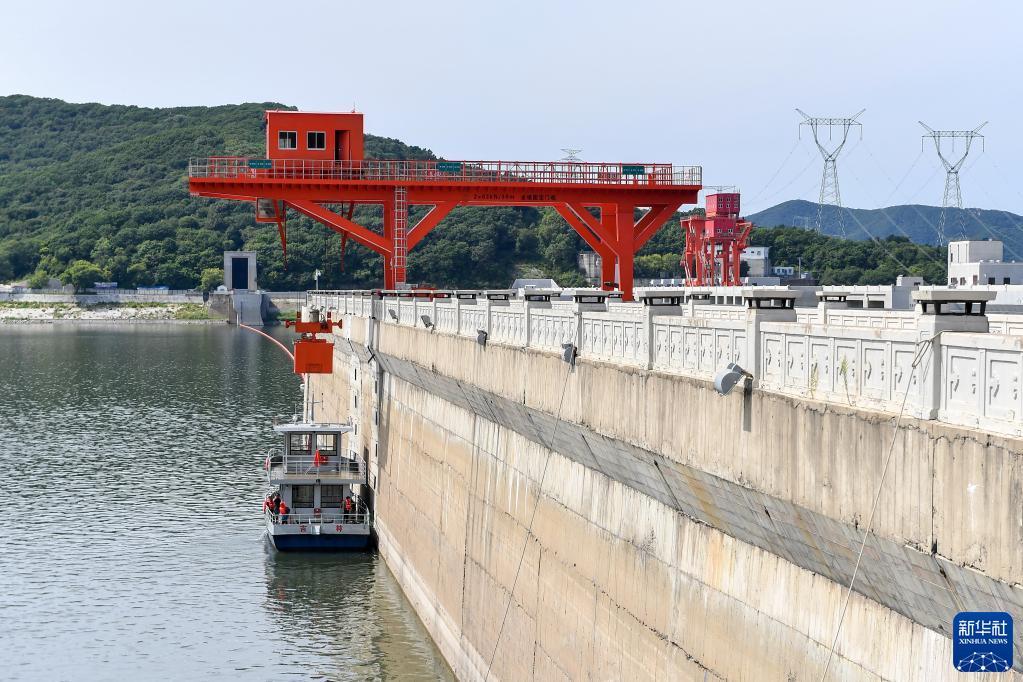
(188, 157), (702, 187)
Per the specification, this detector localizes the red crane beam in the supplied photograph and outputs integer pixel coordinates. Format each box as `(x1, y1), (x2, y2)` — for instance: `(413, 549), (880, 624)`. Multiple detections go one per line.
(187, 113), (701, 299)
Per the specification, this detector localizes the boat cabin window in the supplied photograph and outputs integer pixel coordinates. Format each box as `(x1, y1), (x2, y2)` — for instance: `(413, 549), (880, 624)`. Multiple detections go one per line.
(289, 433), (312, 454)
(321, 485), (344, 506)
(292, 485), (314, 507)
(315, 433), (338, 453)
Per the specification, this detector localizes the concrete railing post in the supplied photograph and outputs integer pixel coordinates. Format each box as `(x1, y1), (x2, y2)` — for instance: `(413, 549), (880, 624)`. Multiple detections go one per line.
(744, 304), (797, 384)
(644, 305), (656, 370)
(909, 290), (994, 420)
(524, 300), (532, 348)
(575, 310), (585, 355)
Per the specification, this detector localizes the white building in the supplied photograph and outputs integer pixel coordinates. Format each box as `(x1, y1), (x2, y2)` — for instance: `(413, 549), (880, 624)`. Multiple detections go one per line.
(740, 246), (770, 277)
(947, 240), (1023, 286)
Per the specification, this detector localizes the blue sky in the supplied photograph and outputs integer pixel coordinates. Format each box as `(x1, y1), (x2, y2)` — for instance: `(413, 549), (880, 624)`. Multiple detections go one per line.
(3, 0), (1022, 214)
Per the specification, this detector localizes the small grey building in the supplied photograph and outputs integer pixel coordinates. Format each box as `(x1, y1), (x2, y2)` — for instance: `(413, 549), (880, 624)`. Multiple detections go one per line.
(224, 251), (258, 291)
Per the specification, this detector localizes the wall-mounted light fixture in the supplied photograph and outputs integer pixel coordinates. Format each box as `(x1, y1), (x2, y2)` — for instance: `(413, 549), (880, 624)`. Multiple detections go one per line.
(561, 343), (577, 366)
(714, 362), (753, 396)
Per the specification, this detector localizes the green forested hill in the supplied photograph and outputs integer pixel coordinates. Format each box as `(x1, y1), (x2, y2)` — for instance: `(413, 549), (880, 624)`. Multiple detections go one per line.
(747, 227), (947, 285)
(0, 95), (610, 289)
(0, 95), (947, 289)
(747, 199), (1023, 256)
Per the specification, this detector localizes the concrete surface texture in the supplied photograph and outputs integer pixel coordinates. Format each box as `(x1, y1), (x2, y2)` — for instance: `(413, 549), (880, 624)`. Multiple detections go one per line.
(306, 305), (1022, 681)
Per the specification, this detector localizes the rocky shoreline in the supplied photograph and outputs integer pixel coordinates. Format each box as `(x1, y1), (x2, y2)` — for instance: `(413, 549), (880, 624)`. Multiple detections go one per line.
(0, 303), (226, 323)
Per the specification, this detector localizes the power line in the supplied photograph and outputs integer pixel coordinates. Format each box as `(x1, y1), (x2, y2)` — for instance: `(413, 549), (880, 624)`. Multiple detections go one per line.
(878, 148), (924, 207)
(879, 145), (1023, 263)
(744, 152), (820, 215)
(747, 138), (802, 204)
(852, 141), (947, 269)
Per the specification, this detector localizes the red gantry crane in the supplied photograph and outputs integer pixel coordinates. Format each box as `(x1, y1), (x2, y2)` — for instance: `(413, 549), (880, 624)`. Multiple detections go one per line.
(187, 111), (701, 300)
(681, 192), (752, 286)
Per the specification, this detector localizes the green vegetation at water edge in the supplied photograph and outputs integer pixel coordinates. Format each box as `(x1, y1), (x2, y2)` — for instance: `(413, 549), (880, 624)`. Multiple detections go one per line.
(0, 300), (71, 309)
(173, 304), (210, 320)
(1, 95), (949, 288)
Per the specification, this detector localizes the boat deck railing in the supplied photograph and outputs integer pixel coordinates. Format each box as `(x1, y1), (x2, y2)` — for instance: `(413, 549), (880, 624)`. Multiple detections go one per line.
(265, 447), (366, 481)
(265, 505), (371, 527)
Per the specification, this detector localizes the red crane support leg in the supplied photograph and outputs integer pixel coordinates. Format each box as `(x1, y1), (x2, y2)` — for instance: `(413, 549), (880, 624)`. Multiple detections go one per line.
(597, 204), (620, 290)
(554, 203), (617, 290)
(615, 203), (636, 301)
(382, 201), (395, 290)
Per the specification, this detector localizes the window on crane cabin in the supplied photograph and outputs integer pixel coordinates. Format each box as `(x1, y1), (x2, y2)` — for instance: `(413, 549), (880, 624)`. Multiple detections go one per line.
(278, 131), (298, 150)
(307, 131), (326, 150)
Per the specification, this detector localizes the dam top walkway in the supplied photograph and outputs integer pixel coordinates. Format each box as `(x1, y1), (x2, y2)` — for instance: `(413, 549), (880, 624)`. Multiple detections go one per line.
(308, 287), (1023, 440)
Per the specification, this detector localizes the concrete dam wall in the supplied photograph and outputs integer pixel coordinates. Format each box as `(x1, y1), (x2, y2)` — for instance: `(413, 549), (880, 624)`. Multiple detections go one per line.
(307, 297), (1022, 681)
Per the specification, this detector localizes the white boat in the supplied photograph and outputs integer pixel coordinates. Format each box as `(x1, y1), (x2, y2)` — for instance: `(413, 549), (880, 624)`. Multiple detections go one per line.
(263, 421), (372, 551)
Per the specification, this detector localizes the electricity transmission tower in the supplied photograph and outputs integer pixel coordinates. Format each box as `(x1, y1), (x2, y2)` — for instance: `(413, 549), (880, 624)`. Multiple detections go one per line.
(919, 121), (987, 245)
(797, 108), (864, 236)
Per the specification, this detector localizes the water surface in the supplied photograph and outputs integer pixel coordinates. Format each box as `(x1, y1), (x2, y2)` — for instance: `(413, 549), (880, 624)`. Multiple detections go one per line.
(0, 324), (453, 681)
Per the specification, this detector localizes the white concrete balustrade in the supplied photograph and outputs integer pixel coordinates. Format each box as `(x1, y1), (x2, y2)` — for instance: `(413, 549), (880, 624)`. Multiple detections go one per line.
(309, 290), (1023, 438)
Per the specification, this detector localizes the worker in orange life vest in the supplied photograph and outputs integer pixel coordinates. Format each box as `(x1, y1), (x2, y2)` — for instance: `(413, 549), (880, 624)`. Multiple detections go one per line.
(278, 500), (289, 524)
(313, 449), (327, 467)
(343, 495), (354, 521)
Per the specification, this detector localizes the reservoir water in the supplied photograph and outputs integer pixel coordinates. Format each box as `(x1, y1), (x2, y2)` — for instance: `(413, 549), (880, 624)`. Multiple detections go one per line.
(0, 324), (454, 681)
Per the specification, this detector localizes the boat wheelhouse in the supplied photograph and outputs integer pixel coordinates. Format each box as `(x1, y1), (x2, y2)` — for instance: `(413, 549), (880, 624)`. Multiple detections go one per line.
(264, 421), (371, 551)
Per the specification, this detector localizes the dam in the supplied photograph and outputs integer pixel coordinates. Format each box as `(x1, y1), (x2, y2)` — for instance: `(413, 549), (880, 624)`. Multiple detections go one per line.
(301, 287), (1022, 680)
(186, 107), (1021, 679)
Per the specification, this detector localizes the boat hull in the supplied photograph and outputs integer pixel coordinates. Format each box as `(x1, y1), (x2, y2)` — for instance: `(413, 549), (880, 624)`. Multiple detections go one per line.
(269, 532), (371, 551)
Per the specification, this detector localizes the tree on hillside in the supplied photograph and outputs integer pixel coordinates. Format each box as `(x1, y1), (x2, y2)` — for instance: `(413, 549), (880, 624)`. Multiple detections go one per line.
(26, 270), (50, 290)
(199, 267), (224, 291)
(60, 260), (110, 292)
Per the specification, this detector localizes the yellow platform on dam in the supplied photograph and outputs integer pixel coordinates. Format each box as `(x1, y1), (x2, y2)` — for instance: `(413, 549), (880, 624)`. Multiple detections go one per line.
(307, 289), (1023, 681)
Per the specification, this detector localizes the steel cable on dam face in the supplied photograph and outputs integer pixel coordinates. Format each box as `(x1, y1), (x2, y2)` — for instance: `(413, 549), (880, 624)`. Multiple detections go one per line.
(482, 349), (577, 682)
(819, 333), (943, 681)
